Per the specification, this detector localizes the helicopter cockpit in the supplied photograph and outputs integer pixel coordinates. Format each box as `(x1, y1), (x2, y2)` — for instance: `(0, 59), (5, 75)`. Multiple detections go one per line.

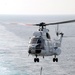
(29, 37), (45, 49)
(30, 37), (44, 44)
(29, 37), (39, 44)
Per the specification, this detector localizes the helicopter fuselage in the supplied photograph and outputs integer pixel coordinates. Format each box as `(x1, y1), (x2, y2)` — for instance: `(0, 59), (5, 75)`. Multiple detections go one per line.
(28, 28), (63, 62)
(28, 40), (61, 56)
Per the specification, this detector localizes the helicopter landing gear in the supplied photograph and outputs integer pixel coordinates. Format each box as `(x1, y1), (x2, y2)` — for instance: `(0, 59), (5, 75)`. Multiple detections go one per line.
(53, 58), (58, 62)
(53, 55), (58, 62)
(34, 55), (39, 62)
(34, 58), (39, 62)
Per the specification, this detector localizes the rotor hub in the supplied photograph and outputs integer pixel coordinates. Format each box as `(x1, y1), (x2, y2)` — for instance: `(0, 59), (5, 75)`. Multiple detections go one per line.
(38, 22), (46, 31)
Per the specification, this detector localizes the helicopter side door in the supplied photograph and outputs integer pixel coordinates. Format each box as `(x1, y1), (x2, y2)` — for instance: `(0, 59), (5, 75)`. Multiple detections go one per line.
(44, 40), (53, 56)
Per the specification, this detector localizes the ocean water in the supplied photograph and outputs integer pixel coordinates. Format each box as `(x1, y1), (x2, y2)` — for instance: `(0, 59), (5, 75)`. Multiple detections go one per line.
(0, 15), (75, 75)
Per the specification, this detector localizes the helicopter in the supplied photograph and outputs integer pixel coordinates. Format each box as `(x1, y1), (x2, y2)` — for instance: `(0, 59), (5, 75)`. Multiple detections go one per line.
(28, 20), (75, 62)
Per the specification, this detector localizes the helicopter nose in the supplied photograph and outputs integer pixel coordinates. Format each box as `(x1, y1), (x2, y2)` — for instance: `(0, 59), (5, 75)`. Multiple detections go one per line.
(28, 50), (31, 54)
(28, 45), (42, 54)
(35, 45), (42, 54)
(28, 46), (35, 54)
(28, 47), (32, 54)
(35, 50), (41, 54)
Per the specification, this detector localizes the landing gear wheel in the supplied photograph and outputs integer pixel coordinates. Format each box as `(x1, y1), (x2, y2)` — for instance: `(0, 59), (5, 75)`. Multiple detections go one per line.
(56, 58), (58, 62)
(34, 58), (39, 62)
(34, 58), (37, 62)
(53, 58), (55, 62)
(37, 58), (39, 62)
(53, 58), (58, 62)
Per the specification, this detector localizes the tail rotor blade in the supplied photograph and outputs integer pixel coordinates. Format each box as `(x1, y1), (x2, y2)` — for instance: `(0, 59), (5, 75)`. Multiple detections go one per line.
(56, 24), (60, 36)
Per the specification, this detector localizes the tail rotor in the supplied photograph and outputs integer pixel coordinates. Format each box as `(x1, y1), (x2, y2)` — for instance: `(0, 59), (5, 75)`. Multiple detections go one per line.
(56, 24), (64, 37)
(56, 24), (60, 36)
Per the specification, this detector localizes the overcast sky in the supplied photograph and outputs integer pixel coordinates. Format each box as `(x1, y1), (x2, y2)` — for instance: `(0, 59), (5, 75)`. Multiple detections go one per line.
(0, 0), (75, 15)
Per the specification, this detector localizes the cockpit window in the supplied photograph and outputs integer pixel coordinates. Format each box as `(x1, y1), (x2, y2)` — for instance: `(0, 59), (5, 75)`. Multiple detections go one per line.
(46, 33), (50, 39)
(29, 37), (45, 49)
(37, 39), (41, 44)
(29, 38), (38, 44)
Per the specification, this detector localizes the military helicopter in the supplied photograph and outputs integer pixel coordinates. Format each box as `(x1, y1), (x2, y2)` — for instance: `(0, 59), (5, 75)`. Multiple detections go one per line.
(28, 20), (75, 62)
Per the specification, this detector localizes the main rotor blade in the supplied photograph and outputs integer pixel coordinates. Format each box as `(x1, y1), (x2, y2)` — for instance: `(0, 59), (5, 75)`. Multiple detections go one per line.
(46, 20), (75, 25)
(63, 35), (75, 38)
